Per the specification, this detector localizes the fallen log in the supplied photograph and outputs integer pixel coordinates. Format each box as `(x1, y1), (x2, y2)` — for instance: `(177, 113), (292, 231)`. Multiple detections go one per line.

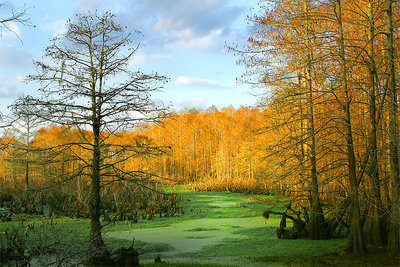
(263, 203), (307, 239)
(264, 197), (351, 239)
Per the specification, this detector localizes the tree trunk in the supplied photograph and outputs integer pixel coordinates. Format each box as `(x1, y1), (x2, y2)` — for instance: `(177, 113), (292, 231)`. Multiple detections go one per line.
(363, 0), (386, 246)
(303, 0), (326, 240)
(335, 0), (366, 253)
(88, 115), (108, 265)
(306, 68), (326, 240)
(386, 0), (400, 256)
(88, 45), (107, 262)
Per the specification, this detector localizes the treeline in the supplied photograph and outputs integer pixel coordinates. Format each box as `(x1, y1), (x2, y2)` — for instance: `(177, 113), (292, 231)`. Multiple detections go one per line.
(0, 108), (273, 195)
(0, 126), (182, 221)
(138, 107), (272, 193)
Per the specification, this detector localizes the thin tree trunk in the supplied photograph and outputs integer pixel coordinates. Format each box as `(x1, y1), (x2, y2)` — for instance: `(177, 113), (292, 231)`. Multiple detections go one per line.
(303, 0), (326, 240)
(363, 0), (385, 246)
(305, 66), (326, 239)
(386, 0), (400, 255)
(25, 116), (31, 191)
(335, 0), (366, 253)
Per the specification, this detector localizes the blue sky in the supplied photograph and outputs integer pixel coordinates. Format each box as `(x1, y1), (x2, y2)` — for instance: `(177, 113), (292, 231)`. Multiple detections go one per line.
(0, 0), (258, 114)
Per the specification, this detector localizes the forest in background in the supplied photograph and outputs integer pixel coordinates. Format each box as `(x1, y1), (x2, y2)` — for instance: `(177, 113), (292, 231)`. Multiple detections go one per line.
(0, 107), (271, 196)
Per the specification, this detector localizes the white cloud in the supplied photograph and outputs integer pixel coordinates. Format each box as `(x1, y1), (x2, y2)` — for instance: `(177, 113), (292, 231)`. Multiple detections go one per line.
(74, 0), (249, 52)
(175, 76), (233, 89)
(41, 19), (68, 37)
(164, 29), (223, 51)
(147, 0), (230, 34)
(80, 0), (246, 52)
(154, 17), (185, 32)
(0, 23), (22, 40)
(176, 29), (196, 39)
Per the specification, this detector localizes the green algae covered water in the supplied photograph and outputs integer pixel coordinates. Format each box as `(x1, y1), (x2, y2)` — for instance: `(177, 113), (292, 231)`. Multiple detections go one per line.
(104, 187), (348, 266)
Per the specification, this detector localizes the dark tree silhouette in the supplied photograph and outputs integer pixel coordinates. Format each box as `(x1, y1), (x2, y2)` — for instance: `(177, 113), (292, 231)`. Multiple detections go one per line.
(0, 2), (31, 41)
(26, 12), (168, 265)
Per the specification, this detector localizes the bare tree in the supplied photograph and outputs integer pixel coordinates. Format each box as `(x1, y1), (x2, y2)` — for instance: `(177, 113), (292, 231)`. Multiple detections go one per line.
(0, 1), (32, 147)
(26, 12), (168, 265)
(0, 1), (31, 40)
